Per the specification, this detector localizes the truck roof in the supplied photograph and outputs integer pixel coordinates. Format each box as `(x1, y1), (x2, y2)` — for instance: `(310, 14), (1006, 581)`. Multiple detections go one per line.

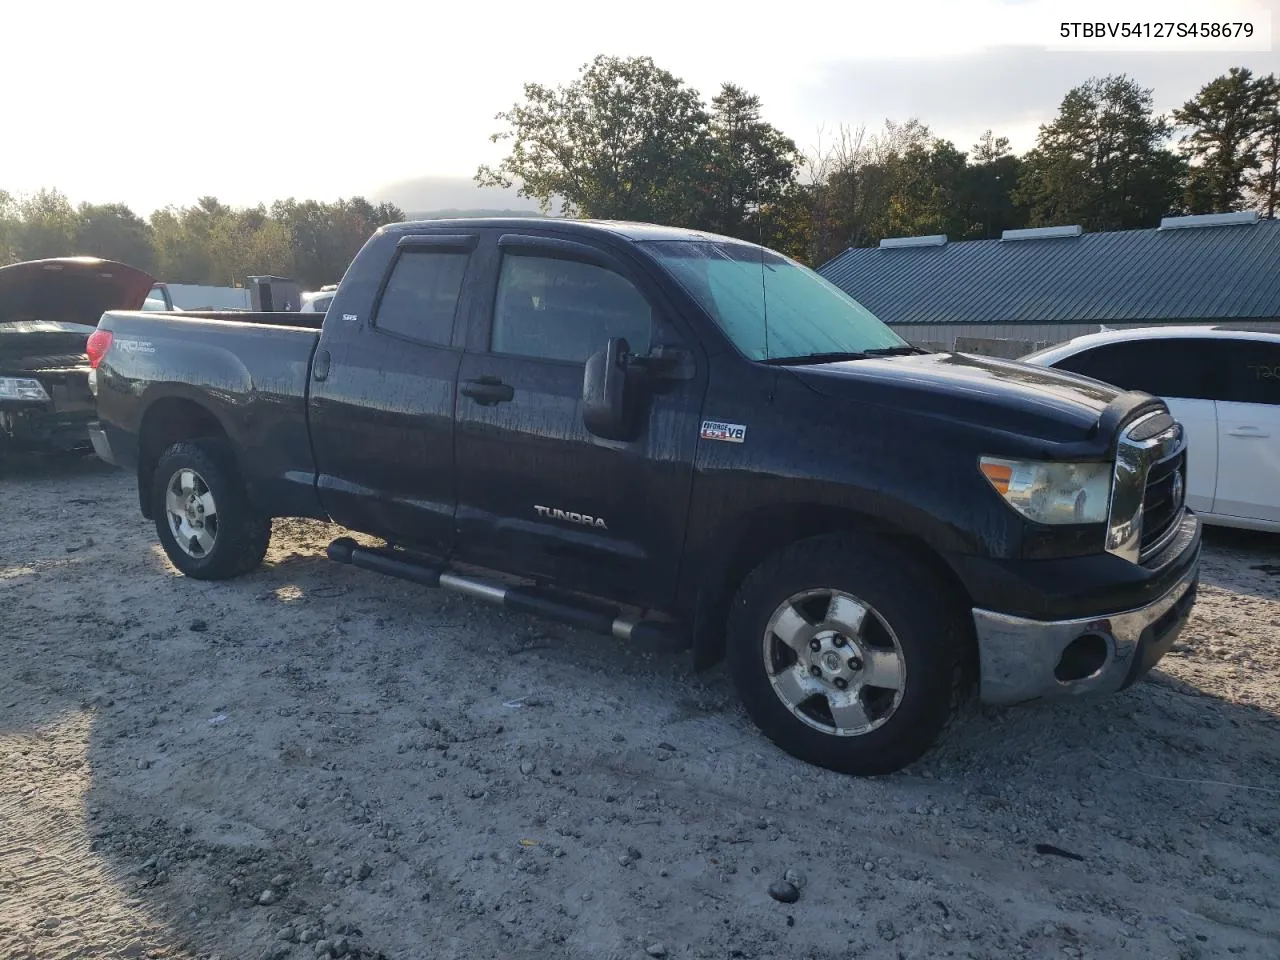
(381, 217), (744, 245)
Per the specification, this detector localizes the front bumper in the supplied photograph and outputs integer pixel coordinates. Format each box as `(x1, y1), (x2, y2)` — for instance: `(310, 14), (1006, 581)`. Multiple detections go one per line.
(972, 524), (1200, 706)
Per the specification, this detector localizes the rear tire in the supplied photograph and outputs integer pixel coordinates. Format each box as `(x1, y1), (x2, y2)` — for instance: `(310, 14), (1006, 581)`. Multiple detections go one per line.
(152, 439), (270, 580)
(727, 533), (970, 775)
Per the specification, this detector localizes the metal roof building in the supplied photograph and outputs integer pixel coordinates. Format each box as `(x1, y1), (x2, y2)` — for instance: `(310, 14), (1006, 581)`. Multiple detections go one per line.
(817, 211), (1280, 355)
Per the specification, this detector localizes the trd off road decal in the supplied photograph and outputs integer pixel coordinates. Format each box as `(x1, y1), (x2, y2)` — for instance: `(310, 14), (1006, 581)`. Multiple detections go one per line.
(700, 420), (747, 443)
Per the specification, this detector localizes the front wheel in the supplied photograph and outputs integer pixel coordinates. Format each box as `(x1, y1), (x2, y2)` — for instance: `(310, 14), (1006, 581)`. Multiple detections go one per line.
(152, 439), (271, 580)
(727, 534), (970, 775)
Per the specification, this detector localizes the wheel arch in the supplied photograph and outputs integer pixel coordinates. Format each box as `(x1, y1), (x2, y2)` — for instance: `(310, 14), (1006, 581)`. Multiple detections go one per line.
(689, 502), (975, 671)
(136, 396), (233, 519)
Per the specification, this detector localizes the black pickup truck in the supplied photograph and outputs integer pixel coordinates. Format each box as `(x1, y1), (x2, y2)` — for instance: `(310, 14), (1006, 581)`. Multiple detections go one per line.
(87, 219), (1201, 774)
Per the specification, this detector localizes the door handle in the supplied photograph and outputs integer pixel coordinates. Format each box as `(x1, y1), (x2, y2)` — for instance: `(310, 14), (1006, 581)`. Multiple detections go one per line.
(1227, 426), (1269, 438)
(461, 377), (514, 405)
(312, 349), (330, 382)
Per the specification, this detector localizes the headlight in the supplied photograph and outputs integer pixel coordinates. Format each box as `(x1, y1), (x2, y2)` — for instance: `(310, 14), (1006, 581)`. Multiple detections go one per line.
(0, 377), (51, 402)
(979, 456), (1112, 525)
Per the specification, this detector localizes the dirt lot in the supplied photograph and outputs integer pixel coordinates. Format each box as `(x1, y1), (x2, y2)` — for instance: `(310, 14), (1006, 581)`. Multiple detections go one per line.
(1, 455), (1279, 960)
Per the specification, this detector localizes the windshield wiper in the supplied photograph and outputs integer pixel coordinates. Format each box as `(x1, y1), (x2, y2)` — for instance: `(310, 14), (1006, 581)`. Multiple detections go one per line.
(761, 346), (927, 365)
(761, 351), (870, 366)
(862, 345), (929, 356)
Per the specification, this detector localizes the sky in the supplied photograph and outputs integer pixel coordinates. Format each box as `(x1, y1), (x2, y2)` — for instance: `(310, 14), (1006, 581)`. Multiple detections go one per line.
(3, 0), (1278, 214)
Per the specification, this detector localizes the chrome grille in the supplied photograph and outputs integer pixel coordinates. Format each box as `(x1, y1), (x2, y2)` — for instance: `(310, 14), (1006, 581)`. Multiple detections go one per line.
(1105, 411), (1187, 565)
(1140, 448), (1186, 559)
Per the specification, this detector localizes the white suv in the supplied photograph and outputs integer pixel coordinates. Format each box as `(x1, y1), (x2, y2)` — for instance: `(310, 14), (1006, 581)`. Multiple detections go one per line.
(1022, 325), (1280, 532)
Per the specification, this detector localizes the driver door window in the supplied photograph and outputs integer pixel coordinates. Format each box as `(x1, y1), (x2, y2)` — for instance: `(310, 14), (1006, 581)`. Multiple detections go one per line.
(490, 253), (652, 363)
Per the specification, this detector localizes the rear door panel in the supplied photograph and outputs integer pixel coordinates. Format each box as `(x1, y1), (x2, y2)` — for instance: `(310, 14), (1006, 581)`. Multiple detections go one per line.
(1211, 341), (1280, 522)
(308, 231), (481, 555)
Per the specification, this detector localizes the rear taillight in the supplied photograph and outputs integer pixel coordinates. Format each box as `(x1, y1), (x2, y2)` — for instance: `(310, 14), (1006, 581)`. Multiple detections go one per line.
(86, 330), (113, 368)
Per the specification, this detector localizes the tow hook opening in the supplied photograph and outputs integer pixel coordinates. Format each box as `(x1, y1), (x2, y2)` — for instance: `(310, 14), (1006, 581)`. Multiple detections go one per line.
(1055, 632), (1110, 682)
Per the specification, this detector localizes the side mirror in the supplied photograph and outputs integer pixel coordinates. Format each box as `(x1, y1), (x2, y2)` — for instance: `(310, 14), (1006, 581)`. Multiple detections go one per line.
(583, 337), (638, 441)
(626, 343), (692, 379)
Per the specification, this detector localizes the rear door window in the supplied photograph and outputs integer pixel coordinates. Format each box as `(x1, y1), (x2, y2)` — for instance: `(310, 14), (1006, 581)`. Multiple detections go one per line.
(1219, 340), (1280, 405)
(373, 249), (471, 346)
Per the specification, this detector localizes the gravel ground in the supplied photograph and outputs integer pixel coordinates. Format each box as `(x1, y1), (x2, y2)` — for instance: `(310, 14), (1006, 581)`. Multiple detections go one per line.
(2, 454), (1279, 960)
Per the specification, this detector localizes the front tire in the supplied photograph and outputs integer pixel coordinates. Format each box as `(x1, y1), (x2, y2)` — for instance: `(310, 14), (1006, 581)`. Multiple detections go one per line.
(727, 533), (970, 775)
(152, 439), (271, 580)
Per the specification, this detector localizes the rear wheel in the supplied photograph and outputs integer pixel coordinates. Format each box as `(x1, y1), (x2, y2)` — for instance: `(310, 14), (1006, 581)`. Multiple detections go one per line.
(727, 534), (969, 775)
(152, 439), (270, 580)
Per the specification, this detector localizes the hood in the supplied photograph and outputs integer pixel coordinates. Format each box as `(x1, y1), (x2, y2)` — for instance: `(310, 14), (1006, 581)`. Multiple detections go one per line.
(790, 350), (1132, 443)
(0, 257), (156, 327)
(0, 258), (156, 373)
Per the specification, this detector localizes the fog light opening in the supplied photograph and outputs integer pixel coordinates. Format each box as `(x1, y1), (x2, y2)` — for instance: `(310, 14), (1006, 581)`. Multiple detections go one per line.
(1055, 632), (1109, 683)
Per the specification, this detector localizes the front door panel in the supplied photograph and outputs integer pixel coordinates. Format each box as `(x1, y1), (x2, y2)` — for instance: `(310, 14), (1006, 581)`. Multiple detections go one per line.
(451, 237), (704, 609)
(1162, 397), (1217, 513)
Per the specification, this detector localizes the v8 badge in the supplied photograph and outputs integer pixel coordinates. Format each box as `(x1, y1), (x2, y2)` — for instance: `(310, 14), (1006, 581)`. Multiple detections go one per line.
(700, 420), (746, 443)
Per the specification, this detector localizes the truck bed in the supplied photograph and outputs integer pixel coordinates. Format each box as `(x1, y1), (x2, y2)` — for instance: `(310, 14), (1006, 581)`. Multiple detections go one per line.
(149, 310), (326, 330)
(94, 308), (323, 517)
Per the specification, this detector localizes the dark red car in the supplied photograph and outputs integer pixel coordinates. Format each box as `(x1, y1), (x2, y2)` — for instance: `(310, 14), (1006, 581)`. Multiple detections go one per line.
(0, 257), (159, 454)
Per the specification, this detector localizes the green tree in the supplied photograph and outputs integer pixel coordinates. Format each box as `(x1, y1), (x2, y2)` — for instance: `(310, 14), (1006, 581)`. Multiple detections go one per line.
(800, 119), (936, 264)
(75, 202), (155, 270)
(1014, 75), (1185, 231)
(883, 138), (969, 239)
(857, 119), (934, 244)
(800, 124), (871, 265)
(1247, 75), (1280, 217)
(958, 131), (1028, 239)
(702, 83), (801, 238)
(209, 205), (295, 285)
(14, 188), (78, 260)
(149, 198), (226, 283)
(0, 190), (17, 264)
(272, 196), (404, 287)
(1174, 67), (1274, 213)
(477, 55), (711, 224)
(971, 129), (1010, 164)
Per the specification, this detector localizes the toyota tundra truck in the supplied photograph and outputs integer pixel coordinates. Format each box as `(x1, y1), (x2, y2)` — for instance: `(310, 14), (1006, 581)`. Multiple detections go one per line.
(85, 219), (1201, 775)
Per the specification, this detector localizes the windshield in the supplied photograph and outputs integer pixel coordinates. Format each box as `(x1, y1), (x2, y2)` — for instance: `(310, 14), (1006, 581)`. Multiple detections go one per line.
(644, 239), (906, 361)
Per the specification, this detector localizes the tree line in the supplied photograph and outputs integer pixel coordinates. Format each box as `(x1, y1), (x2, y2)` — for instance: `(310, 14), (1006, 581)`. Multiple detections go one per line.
(479, 57), (1280, 265)
(0, 192), (404, 289)
(3, 57), (1278, 281)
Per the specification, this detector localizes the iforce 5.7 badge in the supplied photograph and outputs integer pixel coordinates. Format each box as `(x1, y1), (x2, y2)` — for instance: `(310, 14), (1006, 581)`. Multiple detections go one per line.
(700, 420), (747, 443)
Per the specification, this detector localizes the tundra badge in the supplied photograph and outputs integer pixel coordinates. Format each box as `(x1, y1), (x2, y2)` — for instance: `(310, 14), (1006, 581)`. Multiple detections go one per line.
(535, 505), (608, 529)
